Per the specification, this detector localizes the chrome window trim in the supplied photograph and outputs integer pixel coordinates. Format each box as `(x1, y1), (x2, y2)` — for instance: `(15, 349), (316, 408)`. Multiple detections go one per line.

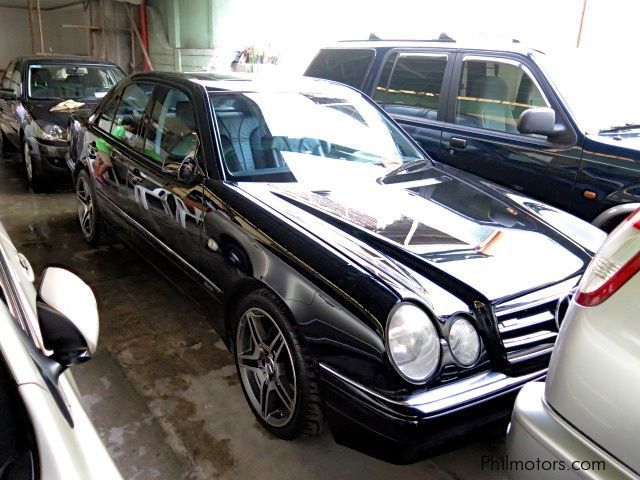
(0, 247), (42, 348)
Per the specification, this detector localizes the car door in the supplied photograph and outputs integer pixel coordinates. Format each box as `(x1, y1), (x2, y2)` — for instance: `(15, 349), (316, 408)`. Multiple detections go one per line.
(89, 81), (155, 224)
(129, 85), (206, 272)
(439, 52), (583, 213)
(370, 49), (453, 162)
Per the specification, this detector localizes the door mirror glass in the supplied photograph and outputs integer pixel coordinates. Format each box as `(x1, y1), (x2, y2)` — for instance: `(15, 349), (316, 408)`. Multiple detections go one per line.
(37, 267), (99, 368)
(517, 107), (556, 136)
(0, 88), (17, 101)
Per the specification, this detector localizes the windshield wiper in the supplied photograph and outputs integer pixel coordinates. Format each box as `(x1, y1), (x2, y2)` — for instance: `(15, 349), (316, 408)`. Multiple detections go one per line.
(599, 123), (640, 133)
(380, 158), (432, 183)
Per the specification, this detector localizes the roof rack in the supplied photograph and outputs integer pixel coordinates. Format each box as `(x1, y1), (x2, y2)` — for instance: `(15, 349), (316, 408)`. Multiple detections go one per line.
(340, 32), (523, 45)
(339, 32), (456, 43)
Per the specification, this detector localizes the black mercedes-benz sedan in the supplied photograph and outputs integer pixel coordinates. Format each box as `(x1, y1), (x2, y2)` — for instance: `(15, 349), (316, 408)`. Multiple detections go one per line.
(67, 72), (605, 463)
(0, 55), (124, 191)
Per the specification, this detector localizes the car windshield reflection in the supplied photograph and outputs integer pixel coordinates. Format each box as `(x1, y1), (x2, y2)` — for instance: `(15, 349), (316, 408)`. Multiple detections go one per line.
(210, 91), (425, 185)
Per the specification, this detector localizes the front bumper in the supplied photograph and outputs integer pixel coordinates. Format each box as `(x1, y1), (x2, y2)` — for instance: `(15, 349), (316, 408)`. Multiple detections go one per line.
(31, 137), (69, 174)
(319, 363), (545, 464)
(506, 382), (637, 479)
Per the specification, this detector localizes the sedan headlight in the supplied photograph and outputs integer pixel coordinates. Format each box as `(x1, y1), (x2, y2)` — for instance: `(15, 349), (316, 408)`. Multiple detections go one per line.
(448, 317), (481, 366)
(38, 123), (66, 141)
(387, 303), (440, 383)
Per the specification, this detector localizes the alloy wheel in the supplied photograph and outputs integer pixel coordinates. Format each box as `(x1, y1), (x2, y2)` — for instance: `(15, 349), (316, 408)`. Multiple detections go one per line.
(76, 176), (94, 239)
(236, 307), (297, 427)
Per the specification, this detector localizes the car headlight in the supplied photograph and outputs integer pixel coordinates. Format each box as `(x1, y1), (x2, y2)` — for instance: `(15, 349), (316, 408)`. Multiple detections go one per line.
(448, 317), (481, 366)
(387, 303), (440, 383)
(38, 124), (65, 141)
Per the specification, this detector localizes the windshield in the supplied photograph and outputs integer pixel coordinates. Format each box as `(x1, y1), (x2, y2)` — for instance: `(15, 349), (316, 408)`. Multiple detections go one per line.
(537, 50), (640, 133)
(210, 90), (425, 185)
(28, 63), (124, 101)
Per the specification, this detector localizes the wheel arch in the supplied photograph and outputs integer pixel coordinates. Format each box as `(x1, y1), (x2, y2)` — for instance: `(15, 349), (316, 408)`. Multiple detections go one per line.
(592, 203), (640, 232)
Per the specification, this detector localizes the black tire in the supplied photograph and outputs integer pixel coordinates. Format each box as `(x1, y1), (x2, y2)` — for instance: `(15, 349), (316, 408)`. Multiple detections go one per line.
(22, 140), (44, 193)
(75, 169), (106, 245)
(232, 288), (324, 439)
(0, 129), (16, 153)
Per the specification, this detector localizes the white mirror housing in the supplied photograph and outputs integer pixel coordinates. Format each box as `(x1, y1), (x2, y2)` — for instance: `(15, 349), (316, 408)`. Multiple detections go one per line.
(38, 267), (99, 365)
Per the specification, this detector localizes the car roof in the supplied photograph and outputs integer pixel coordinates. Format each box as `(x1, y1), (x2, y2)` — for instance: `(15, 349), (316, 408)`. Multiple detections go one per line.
(318, 38), (545, 56)
(129, 71), (364, 97)
(17, 55), (120, 66)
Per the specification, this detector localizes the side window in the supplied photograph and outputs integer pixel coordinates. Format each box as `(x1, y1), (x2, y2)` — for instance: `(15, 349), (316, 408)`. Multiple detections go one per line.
(143, 88), (198, 165)
(455, 59), (548, 135)
(10, 63), (22, 95)
(305, 49), (374, 89)
(111, 82), (154, 149)
(373, 53), (447, 120)
(96, 92), (121, 132)
(1, 61), (15, 89)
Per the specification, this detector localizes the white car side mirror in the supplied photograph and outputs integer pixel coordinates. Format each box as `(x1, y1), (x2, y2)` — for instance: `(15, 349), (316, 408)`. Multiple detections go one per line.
(37, 267), (99, 367)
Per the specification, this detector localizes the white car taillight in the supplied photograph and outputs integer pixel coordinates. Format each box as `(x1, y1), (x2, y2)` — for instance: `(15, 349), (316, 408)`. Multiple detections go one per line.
(575, 209), (640, 307)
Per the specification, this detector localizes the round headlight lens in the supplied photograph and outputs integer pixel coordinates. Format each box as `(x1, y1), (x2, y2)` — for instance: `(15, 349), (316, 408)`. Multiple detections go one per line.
(387, 303), (440, 383)
(42, 124), (64, 141)
(448, 317), (481, 366)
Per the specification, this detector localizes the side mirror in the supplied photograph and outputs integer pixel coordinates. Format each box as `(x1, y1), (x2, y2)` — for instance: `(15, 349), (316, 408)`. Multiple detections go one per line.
(177, 155), (203, 184)
(174, 134), (202, 184)
(37, 267), (99, 368)
(517, 107), (556, 136)
(0, 88), (17, 101)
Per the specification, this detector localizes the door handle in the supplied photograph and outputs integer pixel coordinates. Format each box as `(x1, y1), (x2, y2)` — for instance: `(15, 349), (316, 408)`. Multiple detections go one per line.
(450, 137), (467, 149)
(129, 168), (143, 184)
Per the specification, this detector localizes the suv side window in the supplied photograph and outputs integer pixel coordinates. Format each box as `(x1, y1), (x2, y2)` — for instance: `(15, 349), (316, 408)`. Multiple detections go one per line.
(111, 82), (154, 149)
(143, 88), (198, 166)
(455, 58), (548, 135)
(305, 48), (374, 89)
(373, 52), (448, 120)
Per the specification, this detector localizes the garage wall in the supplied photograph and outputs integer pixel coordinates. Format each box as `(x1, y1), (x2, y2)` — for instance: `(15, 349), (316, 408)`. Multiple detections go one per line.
(41, 4), (91, 57)
(0, 7), (32, 70)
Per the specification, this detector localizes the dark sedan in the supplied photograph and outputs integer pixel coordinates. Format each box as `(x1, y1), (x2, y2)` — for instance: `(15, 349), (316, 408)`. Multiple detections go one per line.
(0, 55), (124, 191)
(67, 72), (605, 463)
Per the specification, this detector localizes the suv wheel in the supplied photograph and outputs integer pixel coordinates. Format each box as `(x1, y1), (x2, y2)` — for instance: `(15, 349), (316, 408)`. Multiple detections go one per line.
(233, 289), (324, 439)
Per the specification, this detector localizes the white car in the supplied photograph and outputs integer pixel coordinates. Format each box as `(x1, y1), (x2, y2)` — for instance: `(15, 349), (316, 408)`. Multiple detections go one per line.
(507, 209), (640, 479)
(0, 222), (121, 479)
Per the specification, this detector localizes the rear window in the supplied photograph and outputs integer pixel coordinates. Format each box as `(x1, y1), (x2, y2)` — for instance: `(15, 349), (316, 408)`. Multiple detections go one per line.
(305, 48), (375, 89)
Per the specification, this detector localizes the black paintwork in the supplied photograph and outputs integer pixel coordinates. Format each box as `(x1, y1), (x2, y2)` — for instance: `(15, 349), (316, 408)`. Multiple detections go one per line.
(67, 72), (601, 462)
(0, 56), (124, 183)
(304, 41), (640, 228)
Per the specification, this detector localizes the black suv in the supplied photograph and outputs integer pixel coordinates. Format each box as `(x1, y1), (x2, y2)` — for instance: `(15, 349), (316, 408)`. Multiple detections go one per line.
(305, 38), (640, 230)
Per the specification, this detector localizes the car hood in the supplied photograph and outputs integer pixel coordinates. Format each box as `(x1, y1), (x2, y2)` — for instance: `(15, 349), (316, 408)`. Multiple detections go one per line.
(236, 165), (600, 302)
(587, 130), (640, 150)
(26, 99), (98, 127)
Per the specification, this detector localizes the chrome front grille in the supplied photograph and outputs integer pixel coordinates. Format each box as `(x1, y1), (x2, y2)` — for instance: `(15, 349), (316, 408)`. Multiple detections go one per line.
(494, 277), (578, 367)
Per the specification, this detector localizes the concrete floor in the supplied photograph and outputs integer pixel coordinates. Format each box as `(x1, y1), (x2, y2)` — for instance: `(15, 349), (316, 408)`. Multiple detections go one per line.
(0, 149), (507, 480)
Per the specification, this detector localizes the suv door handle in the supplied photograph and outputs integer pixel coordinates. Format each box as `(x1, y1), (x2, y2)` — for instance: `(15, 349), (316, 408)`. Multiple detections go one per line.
(450, 137), (467, 149)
